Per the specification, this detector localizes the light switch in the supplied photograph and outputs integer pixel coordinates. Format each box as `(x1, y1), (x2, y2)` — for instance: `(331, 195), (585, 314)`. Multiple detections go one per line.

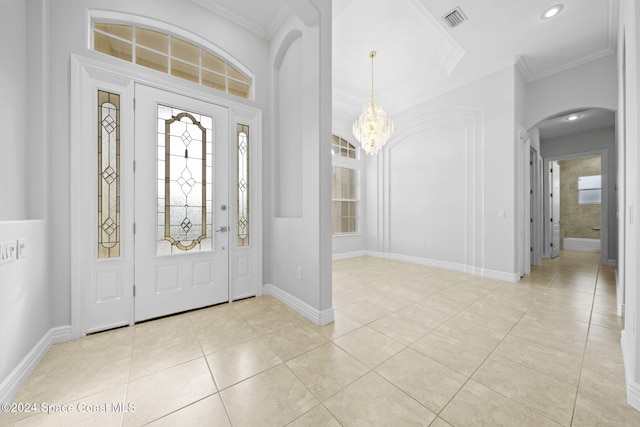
(17, 239), (26, 259)
(1, 241), (17, 264)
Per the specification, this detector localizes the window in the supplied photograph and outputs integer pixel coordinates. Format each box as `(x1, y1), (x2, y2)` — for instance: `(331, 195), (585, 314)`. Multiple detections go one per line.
(332, 135), (357, 159)
(578, 175), (601, 204)
(331, 135), (359, 234)
(237, 124), (250, 247)
(98, 90), (121, 258)
(93, 22), (251, 99)
(332, 166), (358, 234)
(157, 105), (213, 254)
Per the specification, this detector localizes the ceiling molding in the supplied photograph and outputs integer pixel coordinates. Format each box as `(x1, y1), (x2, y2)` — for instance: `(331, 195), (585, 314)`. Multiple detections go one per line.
(189, 0), (289, 40)
(521, 49), (615, 83)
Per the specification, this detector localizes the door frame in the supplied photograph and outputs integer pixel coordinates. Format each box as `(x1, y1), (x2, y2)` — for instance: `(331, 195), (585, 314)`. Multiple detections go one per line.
(542, 150), (609, 264)
(70, 54), (262, 338)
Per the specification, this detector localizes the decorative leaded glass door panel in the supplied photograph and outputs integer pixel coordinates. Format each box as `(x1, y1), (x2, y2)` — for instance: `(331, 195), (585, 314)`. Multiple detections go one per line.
(134, 84), (229, 321)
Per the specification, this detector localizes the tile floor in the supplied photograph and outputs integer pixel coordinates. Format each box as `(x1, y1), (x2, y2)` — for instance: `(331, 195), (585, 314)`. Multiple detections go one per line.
(2, 251), (639, 426)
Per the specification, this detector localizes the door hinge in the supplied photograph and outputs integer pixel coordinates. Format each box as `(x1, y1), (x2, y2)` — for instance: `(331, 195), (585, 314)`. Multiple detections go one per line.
(550, 243), (553, 247)
(133, 160), (136, 172)
(530, 246), (533, 252)
(530, 189), (533, 194)
(133, 286), (136, 297)
(550, 193), (553, 197)
(550, 218), (553, 222)
(530, 218), (533, 223)
(133, 222), (136, 234)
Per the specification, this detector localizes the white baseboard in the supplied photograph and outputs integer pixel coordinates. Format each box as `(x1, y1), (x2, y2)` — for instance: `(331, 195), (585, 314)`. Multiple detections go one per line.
(0, 325), (72, 403)
(364, 251), (469, 273)
(621, 330), (640, 411)
(332, 250), (367, 261)
(263, 284), (334, 326)
(363, 251), (518, 283)
(482, 268), (520, 283)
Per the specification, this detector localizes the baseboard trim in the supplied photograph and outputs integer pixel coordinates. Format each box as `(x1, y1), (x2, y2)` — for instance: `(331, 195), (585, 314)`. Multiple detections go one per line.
(0, 325), (72, 403)
(363, 251), (518, 283)
(482, 268), (520, 283)
(263, 284), (334, 326)
(621, 330), (640, 411)
(332, 250), (367, 261)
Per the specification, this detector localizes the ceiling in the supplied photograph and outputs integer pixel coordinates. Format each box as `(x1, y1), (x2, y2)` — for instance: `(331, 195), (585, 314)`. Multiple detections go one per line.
(191, 0), (618, 133)
(537, 108), (616, 140)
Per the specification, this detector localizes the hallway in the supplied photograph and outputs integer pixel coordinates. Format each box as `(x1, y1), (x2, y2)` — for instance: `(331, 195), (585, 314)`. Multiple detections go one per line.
(2, 251), (637, 426)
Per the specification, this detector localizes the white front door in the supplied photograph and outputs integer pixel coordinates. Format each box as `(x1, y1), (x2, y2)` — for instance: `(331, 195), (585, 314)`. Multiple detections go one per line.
(134, 84), (229, 322)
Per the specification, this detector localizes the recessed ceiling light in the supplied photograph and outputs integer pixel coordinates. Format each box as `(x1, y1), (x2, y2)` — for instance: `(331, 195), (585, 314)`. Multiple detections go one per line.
(565, 114), (581, 121)
(541, 4), (563, 19)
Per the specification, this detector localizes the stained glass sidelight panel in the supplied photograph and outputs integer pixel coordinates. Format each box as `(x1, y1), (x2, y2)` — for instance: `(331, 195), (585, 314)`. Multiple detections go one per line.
(157, 105), (213, 254)
(98, 90), (121, 258)
(237, 124), (249, 246)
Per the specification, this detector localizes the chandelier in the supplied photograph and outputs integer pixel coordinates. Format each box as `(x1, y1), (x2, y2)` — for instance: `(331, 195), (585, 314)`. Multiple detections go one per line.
(353, 51), (394, 155)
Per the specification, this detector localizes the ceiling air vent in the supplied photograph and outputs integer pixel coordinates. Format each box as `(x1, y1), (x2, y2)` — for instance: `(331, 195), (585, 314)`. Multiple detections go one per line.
(442, 7), (467, 28)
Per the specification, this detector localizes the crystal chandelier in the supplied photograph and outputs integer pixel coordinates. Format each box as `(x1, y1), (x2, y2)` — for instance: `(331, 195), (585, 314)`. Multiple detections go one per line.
(353, 51), (394, 155)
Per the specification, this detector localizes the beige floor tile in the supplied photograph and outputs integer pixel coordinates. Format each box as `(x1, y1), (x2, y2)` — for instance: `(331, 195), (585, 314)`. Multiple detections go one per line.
(189, 303), (242, 335)
(286, 343), (368, 401)
(584, 324), (624, 366)
(133, 313), (194, 348)
(324, 372), (436, 426)
(244, 307), (298, 335)
(334, 326), (405, 368)
(455, 303), (523, 335)
(123, 358), (216, 427)
(220, 364), (318, 427)
(287, 405), (341, 427)
(433, 284), (490, 305)
(395, 303), (452, 329)
(145, 394), (231, 427)
(129, 333), (203, 380)
(336, 300), (391, 324)
(440, 380), (562, 427)
(206, 337), (282, 390)
(415, 293), (470, 315)
(369, 313), (430, 345)
(411, 330), (491, 376)
(197, 318), (258, 355)
(231, 295), (285, 318)
(375, 348), (467, 413)
(590, 311), (624, 330)
(472, 354), (576, 425)
(510, 315), (588, 358)
(311, 311), (363, 340)
(429, 417), (453, 427)
(364, 292), (412, 312)
(494, 335), (582, 386)
(435, 316), (506, 351)
(261, 323), (328, 361)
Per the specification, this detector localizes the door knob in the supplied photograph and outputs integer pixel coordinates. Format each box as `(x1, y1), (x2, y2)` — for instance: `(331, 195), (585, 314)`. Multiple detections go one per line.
(215, 226), (228, 233)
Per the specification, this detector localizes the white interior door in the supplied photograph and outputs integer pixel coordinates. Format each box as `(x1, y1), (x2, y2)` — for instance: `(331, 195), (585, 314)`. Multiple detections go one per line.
(134, 84), (229, 322)
(551, 161), (561, 258)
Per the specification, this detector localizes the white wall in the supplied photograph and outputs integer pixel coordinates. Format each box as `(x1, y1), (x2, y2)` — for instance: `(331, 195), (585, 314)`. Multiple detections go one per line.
(0, 221), (51, 401)
(525, 54), (617, 130)
(540, 127), (618, 262)
(619, 0), (640, 411)
(0, 0), (27, 221)
(267, 1), (333, 323)
(365, 67), (518, 280)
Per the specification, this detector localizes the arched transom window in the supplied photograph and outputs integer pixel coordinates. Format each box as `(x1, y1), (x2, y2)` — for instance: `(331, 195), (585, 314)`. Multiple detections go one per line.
(93, 22), (252, 99)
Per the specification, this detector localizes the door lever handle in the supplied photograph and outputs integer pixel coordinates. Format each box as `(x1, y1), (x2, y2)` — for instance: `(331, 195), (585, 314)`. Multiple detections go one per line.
(215, 226), (228, 233)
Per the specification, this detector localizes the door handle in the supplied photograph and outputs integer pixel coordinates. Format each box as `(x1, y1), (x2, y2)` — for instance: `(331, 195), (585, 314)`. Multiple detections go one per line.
(215, 226), (228, 233)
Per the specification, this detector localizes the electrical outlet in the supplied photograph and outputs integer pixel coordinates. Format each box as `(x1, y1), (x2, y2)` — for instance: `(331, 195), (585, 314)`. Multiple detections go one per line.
(1, 241), (17, 264)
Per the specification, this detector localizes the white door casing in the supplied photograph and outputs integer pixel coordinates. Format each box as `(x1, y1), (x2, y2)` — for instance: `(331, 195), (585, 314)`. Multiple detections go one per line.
(134, 84), (230, 322)
(71, 55), (262, 337)
(551, 161), (561, 258)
